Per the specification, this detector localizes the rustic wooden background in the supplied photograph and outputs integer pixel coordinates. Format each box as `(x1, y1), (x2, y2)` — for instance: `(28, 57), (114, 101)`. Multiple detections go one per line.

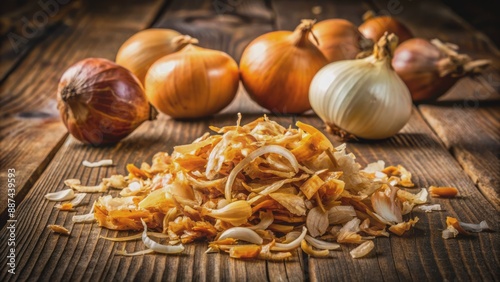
(0, 0), (498, 281)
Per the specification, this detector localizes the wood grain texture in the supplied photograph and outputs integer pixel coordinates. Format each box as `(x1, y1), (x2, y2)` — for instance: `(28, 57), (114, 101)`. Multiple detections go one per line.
(419, 105), (500, 209)
(272, 0), (370, 29)
(0, 0), (83, 83)
(154, 0), (274, 62)
(0, 0), (165, 220)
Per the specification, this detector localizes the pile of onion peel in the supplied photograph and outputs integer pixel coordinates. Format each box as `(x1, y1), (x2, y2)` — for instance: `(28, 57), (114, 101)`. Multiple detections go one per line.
(48, 115), (484, 259)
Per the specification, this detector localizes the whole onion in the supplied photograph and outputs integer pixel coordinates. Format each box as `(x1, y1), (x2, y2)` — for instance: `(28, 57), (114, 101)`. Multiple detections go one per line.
(309, 33), (412, 140)
(57, 58), (155, 145)
(145, 41), (239, 119)
(312, 19), (372, 62)
(240, 19), (328, 114)
(116, 29), (193, 85)
(392, 38), (491, 101)
(359, 12), (413, 44)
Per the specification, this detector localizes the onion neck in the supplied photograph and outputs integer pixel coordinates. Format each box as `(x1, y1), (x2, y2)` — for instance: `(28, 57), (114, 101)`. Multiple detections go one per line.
(60, 85), (88, 122)
(179, 43), (203, 53)
(61, 85), (79, 102)
(172, 35), (199, 51)
(291, 19), (318, 47)
(373, 33), (398, 61)
(431, 39), (491, 77)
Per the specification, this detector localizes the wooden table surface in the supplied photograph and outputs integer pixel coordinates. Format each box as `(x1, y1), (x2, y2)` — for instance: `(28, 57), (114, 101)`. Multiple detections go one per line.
(1, 0), (499, 281)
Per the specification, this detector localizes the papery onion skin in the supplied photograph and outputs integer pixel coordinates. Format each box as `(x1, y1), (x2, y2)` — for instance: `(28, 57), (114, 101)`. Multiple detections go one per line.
(312, 19), (369, 62)
(146, 44), (239, 119)
(57, 58), (154, 145)
(116, 29), (183, 84)
(359, 15), (413, 44)
(240, 19), (328, 114)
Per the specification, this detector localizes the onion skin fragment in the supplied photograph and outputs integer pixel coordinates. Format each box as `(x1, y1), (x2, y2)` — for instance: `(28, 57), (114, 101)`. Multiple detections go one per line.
(350, 240), (375, 259)
(272, 227), (307, 251)
(45, 189), (75, 201)
(224, 145), (299, 201)
(141, 219), (185, 254)
(429, 186), (458, 198)
(229, 245), (262, 259)
(301, 240), (330, 257)
(217, 227), (263, 245)
(47, 224), (70, 236)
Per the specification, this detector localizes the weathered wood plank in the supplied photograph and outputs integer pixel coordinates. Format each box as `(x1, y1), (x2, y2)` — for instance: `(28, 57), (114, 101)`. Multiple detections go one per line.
(1, 0), (498, 281)
(0, 0), (165, 221)
(419, 105), (500, 209)
(154, 0), (274, 62)
(272, 0), (369, 29)
(0, 0), (82, 83)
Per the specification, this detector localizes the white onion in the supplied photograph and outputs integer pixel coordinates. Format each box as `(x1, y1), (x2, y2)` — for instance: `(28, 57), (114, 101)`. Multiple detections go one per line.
(309, 33), (412, 139)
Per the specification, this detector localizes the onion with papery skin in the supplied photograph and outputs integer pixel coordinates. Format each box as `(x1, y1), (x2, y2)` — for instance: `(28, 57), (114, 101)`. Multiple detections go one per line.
(309, 33), (412, 140)
(312, 19), (373, 62)
(57, 58), (155, 145)
(240, 19), (328, 114)
(392, 38), (491, 101)
(359, 11), (413, 44)
(145, 40), (239, 119)
(116, 29), (194, 84)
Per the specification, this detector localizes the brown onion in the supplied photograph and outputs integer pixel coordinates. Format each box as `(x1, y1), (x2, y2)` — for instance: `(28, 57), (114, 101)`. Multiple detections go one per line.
(145, 40), (239, 119)
(312, 19), (372, 62)
(57, 58), (155, 145)
(116, 29), (190, 85)
(240, 19), (328, 114)
(392, 38), (491, 101)
(359, 12), (413, 44)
